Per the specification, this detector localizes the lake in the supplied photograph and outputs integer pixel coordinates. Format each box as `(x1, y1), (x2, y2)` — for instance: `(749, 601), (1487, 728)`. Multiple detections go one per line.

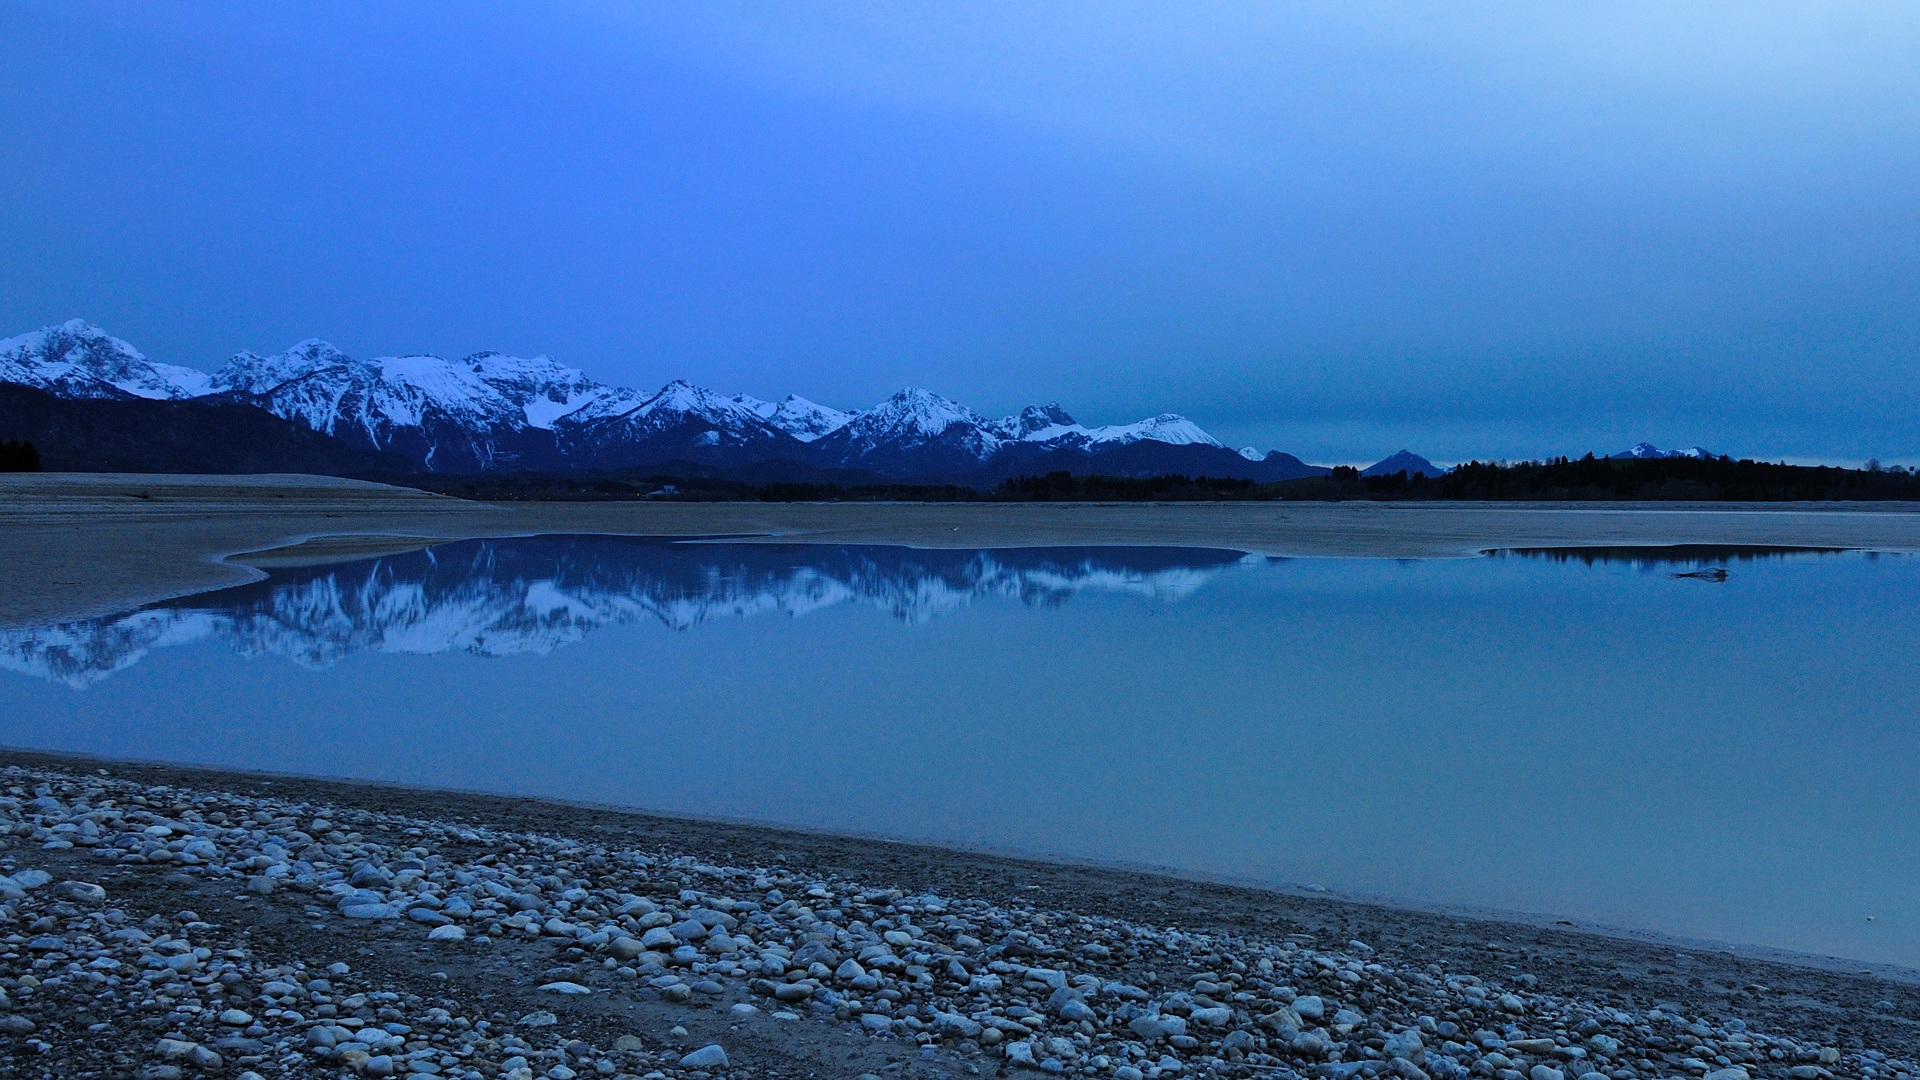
(4, 536), (1917, 967)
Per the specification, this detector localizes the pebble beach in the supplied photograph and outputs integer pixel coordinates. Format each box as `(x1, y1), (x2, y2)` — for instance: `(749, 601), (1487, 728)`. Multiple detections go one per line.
(1, 753), (1915, 1080)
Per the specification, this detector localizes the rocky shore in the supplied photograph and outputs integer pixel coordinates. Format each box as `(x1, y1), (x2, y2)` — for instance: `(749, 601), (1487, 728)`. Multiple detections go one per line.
(1, 755), (1915, 1080)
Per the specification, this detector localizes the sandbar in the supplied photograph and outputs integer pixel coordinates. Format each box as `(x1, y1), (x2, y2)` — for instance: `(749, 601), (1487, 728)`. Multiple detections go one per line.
(4, 472), (1918, 627)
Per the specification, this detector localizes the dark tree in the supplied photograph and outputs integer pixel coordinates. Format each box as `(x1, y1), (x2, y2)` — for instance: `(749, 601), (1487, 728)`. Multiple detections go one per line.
(0, 438), (41, 472)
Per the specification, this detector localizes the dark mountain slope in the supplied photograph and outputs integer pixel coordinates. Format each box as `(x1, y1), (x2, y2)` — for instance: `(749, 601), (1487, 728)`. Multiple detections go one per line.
(0, 382), (417, 477)
(960, 441), (1330, 484)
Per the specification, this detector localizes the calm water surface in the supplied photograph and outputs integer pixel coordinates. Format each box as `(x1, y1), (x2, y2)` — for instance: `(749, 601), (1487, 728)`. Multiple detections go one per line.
(3, 537), (1917, 966)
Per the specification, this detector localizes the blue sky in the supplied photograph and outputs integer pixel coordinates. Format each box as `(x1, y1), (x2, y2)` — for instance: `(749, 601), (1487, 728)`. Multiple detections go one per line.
(3, 2), (1917, 464)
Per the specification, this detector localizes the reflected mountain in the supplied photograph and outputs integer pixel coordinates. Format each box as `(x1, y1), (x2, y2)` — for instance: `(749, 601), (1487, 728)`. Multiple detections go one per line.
(1, 538), (1254, 687)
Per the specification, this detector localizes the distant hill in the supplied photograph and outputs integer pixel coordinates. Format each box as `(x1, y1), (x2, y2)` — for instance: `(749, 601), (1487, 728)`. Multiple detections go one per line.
(0, 382), (416, 476)
(1362, 450), (1447, 477)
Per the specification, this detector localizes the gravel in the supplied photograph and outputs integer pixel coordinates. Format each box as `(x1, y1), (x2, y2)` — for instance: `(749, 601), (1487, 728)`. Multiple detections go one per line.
(0, 756), (1915, 1080)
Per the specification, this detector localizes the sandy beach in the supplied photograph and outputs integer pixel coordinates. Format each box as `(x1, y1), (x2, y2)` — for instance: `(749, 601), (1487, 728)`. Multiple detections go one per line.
(4, 473), (1919, 628)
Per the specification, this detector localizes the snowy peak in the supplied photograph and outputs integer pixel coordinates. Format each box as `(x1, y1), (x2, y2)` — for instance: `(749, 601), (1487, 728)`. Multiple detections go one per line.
(635, 379), (756, 423)
(0, 319), (209, 400)
(746, 394), (856, 442)
(589, 379), (788, 438)
(0, 541), (1252, 687)
(996, 403), (1079, 440)
(558, 379), (806, 462)
(1079, 413), (1221, 449)
(807, 388), (1009, 473)
(213, 339), (355, 395)
(859, 388), (991, 440)
(1612, 442), (1715, 460)
(0, 321), (1265, 476)
(1362, 450), (1448, 478)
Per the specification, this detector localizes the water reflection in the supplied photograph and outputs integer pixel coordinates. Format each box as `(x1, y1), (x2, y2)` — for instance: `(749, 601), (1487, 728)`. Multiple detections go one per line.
(1494, 544), (1848, 568)
(1, 540), (1915, 965)
(0, 539), (1253, 687)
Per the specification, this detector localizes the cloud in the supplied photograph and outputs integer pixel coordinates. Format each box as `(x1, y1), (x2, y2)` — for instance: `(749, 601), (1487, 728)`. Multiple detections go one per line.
(611, 1), (1920, 184)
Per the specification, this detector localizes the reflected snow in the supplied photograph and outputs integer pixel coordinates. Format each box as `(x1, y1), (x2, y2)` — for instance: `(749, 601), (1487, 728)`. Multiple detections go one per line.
(1, 540), (1917, 968)
(1, 539), (1252, 686)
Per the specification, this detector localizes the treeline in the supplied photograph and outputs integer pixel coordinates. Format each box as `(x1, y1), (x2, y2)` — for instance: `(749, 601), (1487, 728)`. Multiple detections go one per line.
(410, 456), (1920, 502)
(0, 439), (41, 472)
(424, 470), (1274, 503)
(996, 472), (1258, 501)
(417, 474), (987, 502)
(1318, 455), (1920, 502)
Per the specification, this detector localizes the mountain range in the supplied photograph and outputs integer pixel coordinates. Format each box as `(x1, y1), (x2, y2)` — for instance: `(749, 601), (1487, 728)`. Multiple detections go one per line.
(1610, 442), (1717, 461)
(0, 320), (1327, 482)
(0, 538), (1255, 687)
(4, 320), (1729, 482)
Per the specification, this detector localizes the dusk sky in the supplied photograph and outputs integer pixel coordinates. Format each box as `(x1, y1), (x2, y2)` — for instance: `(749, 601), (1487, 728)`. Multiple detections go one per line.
(4, 2), (1917, 464)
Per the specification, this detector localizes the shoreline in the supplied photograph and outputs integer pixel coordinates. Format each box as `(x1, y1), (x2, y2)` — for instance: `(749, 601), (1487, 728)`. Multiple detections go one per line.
(6, 746), (1915, 987)
(6, 473), (1920, 628)
(1, 747), (1915, 1080)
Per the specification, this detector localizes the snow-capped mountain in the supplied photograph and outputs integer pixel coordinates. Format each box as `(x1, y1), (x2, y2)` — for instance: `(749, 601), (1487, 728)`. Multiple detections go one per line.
(0, 539), (1253, 687)
(806, 392), (1237, 477)
(1611, 442), (1715, 460)
(0, 320), (209, 400)
(809, 388), (1012, 475)
(730, 394), (857, 442)
(1000, 408), (1223, 452)
(0, 320), (1304, 479)
(1362, 450), (1448, 478)
(209, 341), (638, 472)
(559, 380), (806, 469)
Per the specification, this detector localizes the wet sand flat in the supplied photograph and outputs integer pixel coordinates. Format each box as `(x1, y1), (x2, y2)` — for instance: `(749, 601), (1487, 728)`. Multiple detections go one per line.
(4, 472), (1919, 627)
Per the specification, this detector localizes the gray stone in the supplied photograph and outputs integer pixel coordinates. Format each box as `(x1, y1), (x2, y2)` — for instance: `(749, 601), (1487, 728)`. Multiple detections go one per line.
(933, 1011), (983, 1038)
(52, 880), (107, 904)
(679, 1045), (729, 1068)
(1392, 1058), (1432, 1080)
(349, 864), (391, 888)
(1128, 1015), (1187, 1040)
(1385, 1030), (1426, 1064)
(791, 941), (839, 968)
